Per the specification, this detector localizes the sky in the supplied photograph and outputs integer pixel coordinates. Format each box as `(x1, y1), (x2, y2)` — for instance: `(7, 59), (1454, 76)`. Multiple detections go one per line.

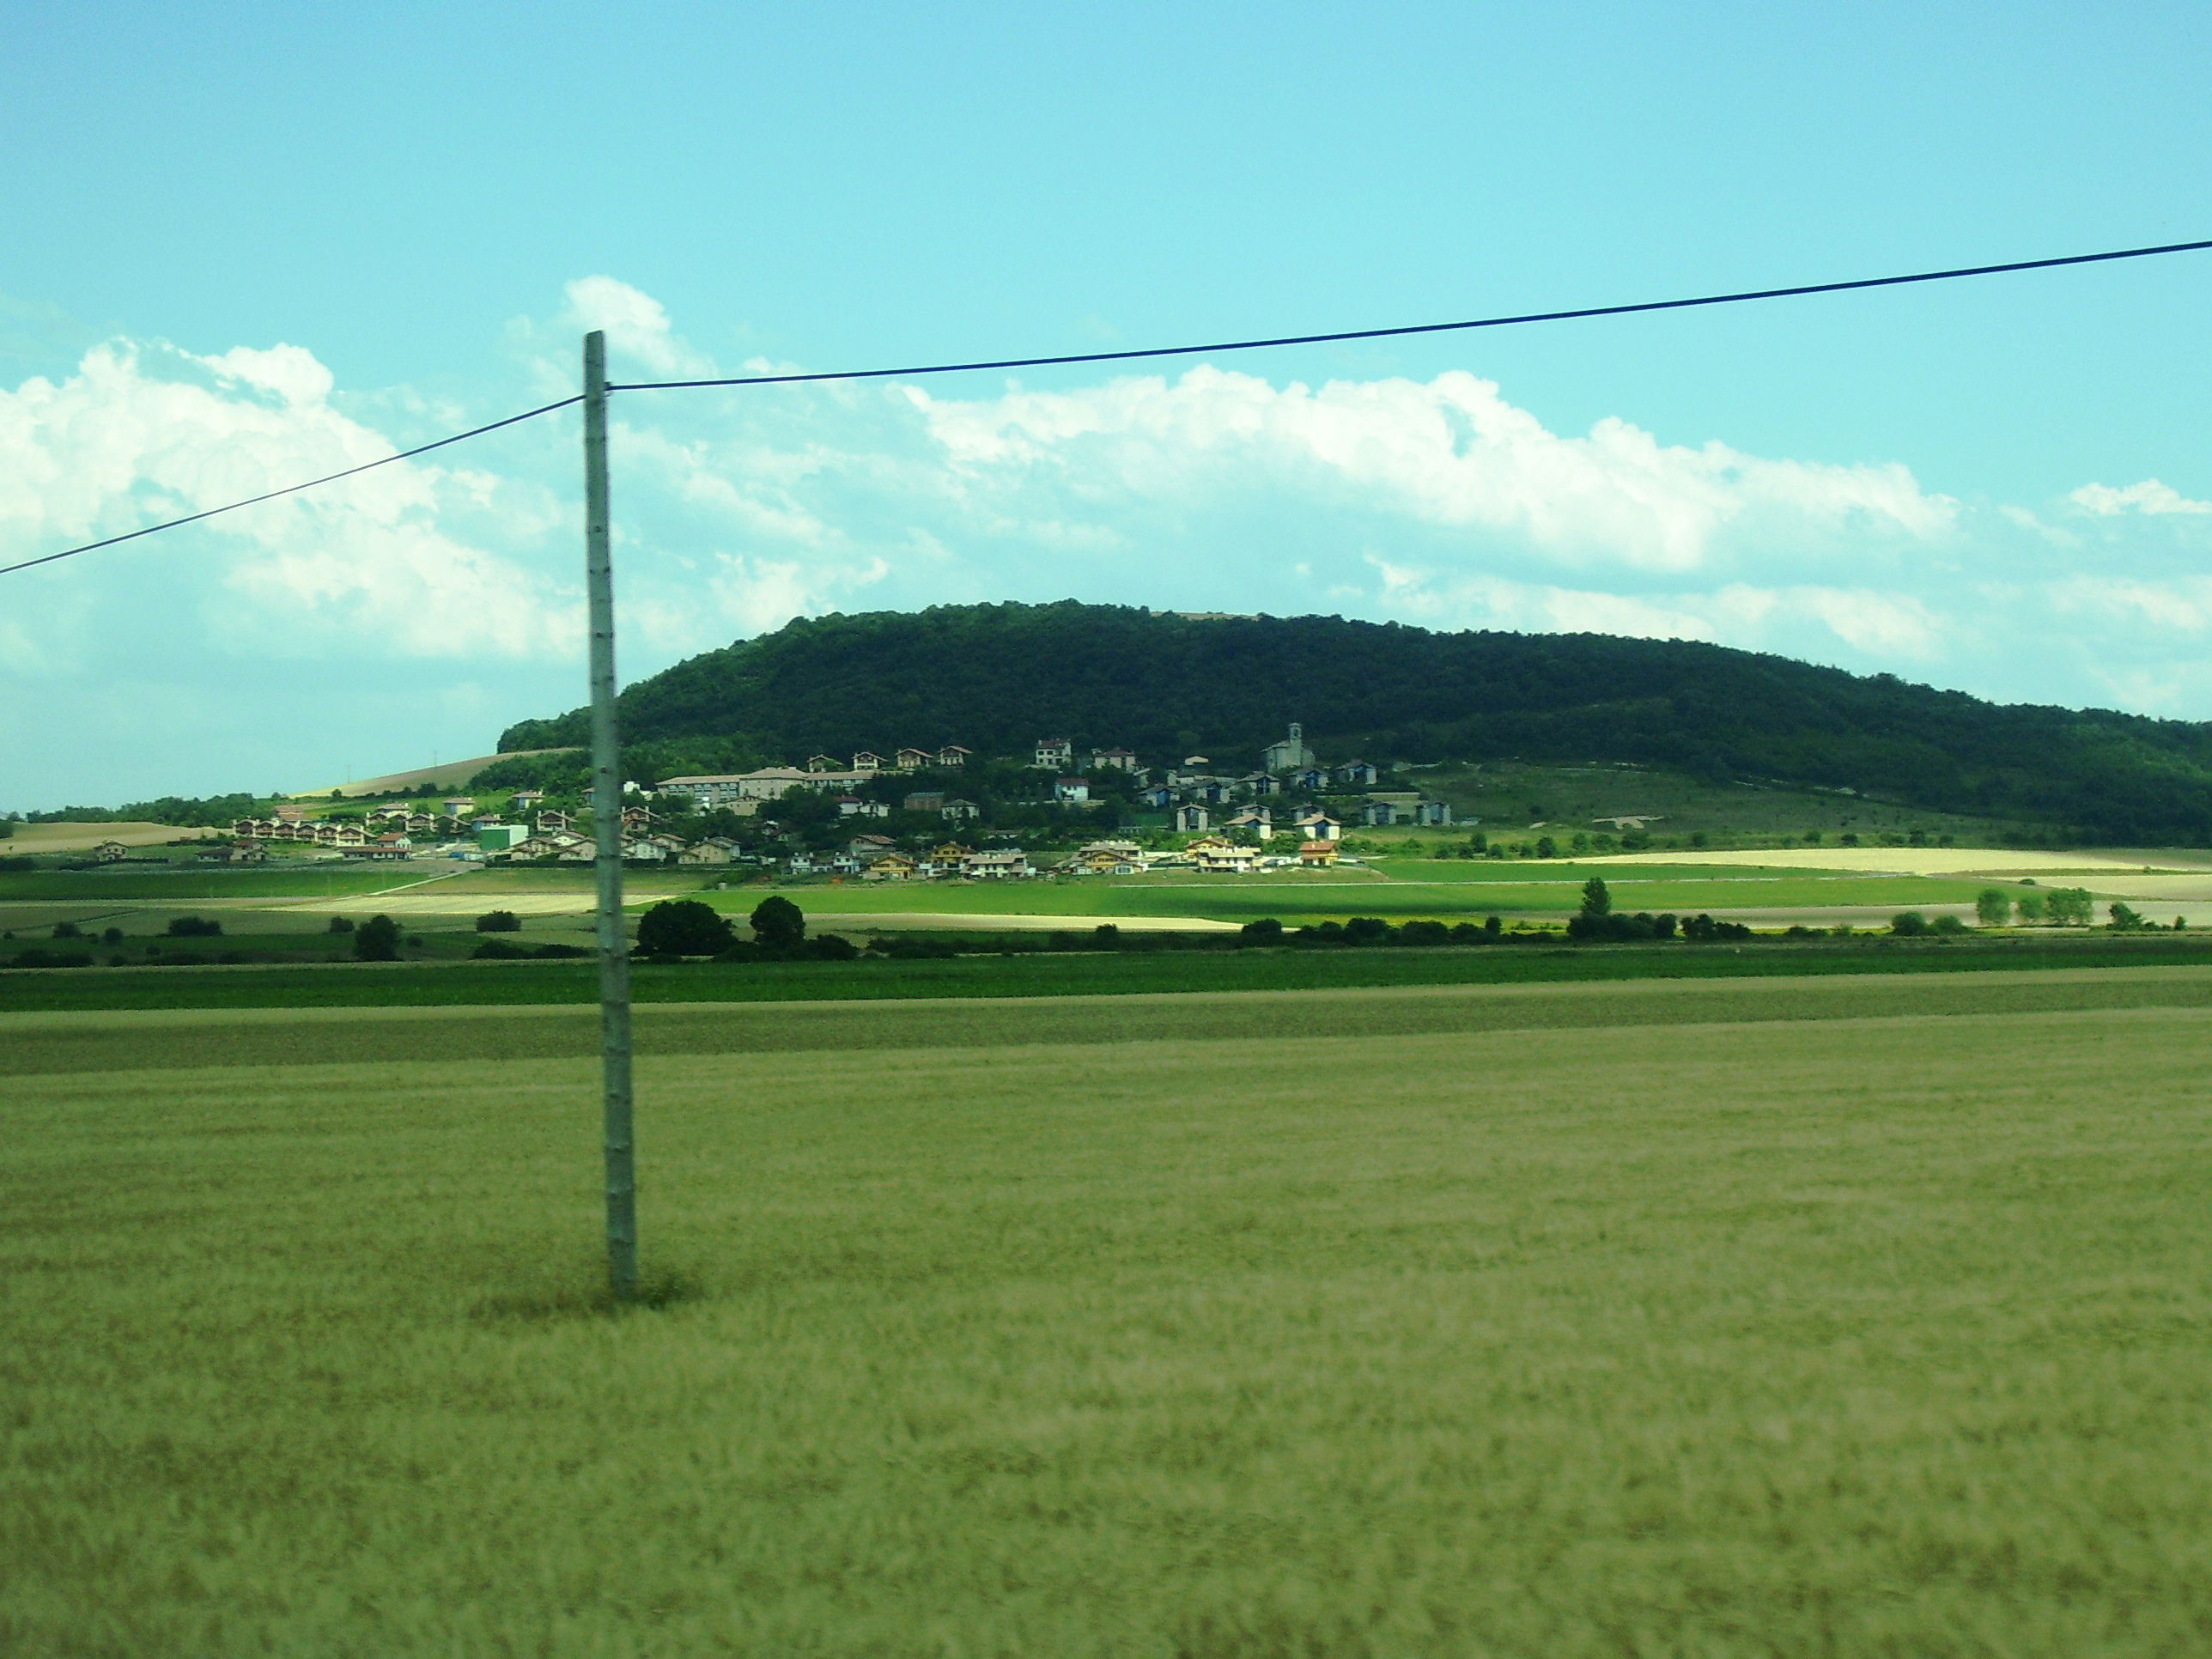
(3, 1), (2209, 809)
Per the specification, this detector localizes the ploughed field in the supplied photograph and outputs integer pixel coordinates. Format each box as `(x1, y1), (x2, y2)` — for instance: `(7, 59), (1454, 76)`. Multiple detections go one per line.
(7, 969), (2212, 1656)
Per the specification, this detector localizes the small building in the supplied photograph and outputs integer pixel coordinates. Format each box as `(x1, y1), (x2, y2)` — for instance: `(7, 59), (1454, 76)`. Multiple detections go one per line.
(902, 790), (946, 813)
(895, 747), (933, 771)
(1360, 799), (1401, 828)
(806, 754), (840, 774)
(477, 823), (529, 853)
(1291, 768), (1328, 794)
(1034, 737), (1074, 770)
(1085, 747), (1140, 772)
(1174, 803), (1210, 834)
(847, 832), (897, 860)
(920, 842), (972, 878)
(1297, 840), (1340, 867)
(198, 840), (267, 864)
(963, 850), (1033, 879)
(93, 839), (130, 862)
(935, 744), (973, 768)
(1413, 800), (1454, 827)
(342, 836), (413, 861)
(1054, 777), (1091, 805)
(508, 789), (545, 811)
(443, 797), (474, 817)
(677, 841), (732, 865)
(1334, 761), (1380, 787)
(1191, 842), (1258, 874)
(863, 853), (919, 881)
(1262, 722), (1316, 774)
(852, 750), (884, 773)
(939, 799), (981, 821)
(536, 809), (574, 834)
(1294, 811), (1342, 842)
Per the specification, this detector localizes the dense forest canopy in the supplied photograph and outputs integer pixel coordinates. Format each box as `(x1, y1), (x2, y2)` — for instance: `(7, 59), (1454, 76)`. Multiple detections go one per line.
(496, 602), (2212, 842)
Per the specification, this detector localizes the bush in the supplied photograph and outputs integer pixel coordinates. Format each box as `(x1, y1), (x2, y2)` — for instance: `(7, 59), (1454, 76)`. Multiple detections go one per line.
(635, 899), (736, 957)
(1889, 911), (1930, 937)
(805, 932), (858, 962)
(1929, 914), (1968, 936)
(11, 948), (95, 969)
(2046, 887), (2095, 927)
(475, 910), (523, 933)
(1343, 916), (1392, 947)
(327, 915), (355, 933)
(1681, 913), (1752, 942)
(1240, 917), (1285, 945)
(1975, 888), (2014, 927)
(2107, 902), (2149, 933)
(52, 921), (82, 939)
(166, 916), (223, 937)
(101, 926), (122, 945)
(749, 895), (806, 950)
(355, 915), (401, 962)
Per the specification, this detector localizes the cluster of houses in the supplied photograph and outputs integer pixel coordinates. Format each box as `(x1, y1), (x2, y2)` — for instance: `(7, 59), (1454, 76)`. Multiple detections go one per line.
(784, 833), (1349, 883)
(655, 724), (1452, 831)
(656, 745), (975, 816)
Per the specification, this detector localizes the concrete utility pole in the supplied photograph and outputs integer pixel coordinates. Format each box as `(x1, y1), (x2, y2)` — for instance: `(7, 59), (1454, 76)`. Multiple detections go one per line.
(583, 330), (639, 1302)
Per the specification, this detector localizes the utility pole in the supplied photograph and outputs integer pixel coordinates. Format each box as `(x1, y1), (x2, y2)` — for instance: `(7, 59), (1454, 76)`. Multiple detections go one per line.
(583, 330), (639, 1302)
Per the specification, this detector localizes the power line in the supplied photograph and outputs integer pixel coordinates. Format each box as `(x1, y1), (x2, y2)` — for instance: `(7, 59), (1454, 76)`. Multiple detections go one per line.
(608, 236), (2212, 392)
(5, 235), (2208, 578)
(0, 395), (582, 577)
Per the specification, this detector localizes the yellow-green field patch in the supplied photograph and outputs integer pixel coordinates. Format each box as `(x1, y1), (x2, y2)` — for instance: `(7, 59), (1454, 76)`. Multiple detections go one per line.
(7, 973), (2212, 1655)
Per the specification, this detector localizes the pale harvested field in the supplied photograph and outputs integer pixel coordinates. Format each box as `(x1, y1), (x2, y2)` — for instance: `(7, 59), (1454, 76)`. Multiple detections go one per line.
(1574, 845), (2212, 877)
(4, 822), (214, 853)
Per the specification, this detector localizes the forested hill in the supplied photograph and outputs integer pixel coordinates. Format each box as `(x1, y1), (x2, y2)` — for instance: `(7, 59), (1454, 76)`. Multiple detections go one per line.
(498, 602), (2212, 842)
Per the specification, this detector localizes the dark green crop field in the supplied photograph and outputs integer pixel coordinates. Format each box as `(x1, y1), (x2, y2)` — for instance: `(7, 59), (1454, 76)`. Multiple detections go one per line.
(8, 971), (2212, 1654)
(9, 935), (2212, 1015)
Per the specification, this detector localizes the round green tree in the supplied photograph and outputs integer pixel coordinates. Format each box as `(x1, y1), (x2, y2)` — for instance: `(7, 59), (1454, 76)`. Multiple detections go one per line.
(749, 896), (806, 951)
(636, 899), (737, 957)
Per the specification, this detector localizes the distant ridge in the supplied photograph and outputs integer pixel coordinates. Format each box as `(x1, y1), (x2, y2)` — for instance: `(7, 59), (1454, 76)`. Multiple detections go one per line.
(497, 602), (2212, 842)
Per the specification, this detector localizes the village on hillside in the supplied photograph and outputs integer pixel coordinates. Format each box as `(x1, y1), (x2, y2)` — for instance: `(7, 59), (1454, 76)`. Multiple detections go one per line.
(210, 724), (1465, 881)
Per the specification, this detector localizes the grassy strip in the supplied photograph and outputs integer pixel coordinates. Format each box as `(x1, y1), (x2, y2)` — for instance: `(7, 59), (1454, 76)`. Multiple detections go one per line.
(10, 965), (2212, 1078)
(8, 934), (2212, 1014)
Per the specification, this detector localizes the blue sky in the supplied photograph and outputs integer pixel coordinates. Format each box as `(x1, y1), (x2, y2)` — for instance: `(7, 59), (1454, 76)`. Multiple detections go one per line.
(4, 2), (2209, 808)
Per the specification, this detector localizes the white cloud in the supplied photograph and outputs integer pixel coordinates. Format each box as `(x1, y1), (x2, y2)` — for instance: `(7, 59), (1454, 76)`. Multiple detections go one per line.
(1369, 561), (1946, 660)
(193, 343), (335, 406)
(559, 276), (711, 379)
(2048, 575), (2212, 633)
(909, 367), (1954, 573)
(0, 338), (577, 666)
(2069, 478), (2212, 517)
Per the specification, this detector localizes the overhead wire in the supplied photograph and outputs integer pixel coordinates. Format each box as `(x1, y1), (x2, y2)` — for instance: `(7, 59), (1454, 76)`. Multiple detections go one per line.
(5, 235), (2209, 578)
(607, 237), (2212, 392)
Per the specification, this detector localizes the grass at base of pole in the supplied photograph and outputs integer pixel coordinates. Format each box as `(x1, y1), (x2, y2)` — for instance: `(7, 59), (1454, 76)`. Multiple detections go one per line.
(6, 979), (2212, 1654)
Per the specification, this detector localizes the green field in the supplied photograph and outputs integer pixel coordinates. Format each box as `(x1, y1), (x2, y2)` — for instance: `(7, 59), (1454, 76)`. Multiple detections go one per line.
(0, 866), (430, 901)
(8, 969), (2212, 1654)
(11, 937), (2212, 1016)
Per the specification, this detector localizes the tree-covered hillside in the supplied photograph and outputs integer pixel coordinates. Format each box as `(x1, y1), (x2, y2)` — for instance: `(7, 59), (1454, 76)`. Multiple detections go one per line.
(498, 602), (2212, 842)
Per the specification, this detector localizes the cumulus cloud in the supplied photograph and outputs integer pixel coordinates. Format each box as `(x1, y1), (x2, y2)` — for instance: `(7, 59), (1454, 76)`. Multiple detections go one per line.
(1367, 560), (1946, 659)
(559, 276), (711, 379)
(2069, 478), (2212, 517)
(909, 367), (1955, 573)
(0, 337), (577, 666)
